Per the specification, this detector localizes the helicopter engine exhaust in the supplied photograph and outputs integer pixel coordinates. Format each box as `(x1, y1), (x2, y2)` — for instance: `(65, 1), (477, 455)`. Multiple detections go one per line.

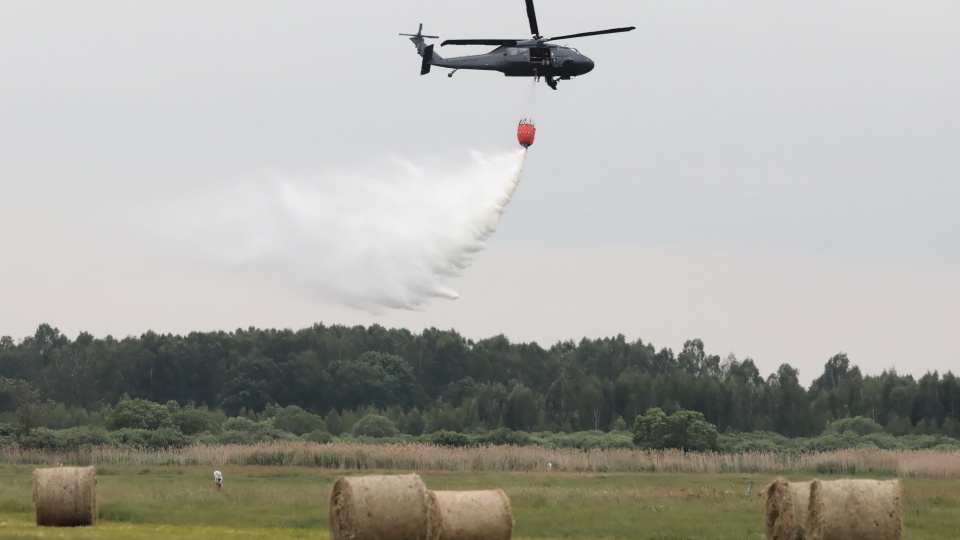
(139, 150), (527, 312)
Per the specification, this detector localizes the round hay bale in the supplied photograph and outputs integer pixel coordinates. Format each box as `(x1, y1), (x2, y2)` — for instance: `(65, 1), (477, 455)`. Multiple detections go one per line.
(806, 478), (901, 540)
(427, 489), (514, 540)
(329, 473), (429, 540)
(33, 466), (97, 527)
(765, 478), (811, 540)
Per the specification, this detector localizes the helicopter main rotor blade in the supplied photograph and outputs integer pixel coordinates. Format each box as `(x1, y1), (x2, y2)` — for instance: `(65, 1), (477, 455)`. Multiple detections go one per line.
(525, 0), (541, 39)
(441, 39), (519, 46)
(544, 27), (636, 42)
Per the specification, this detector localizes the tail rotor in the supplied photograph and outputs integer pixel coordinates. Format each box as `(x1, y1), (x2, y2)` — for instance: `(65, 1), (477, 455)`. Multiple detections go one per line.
(399, 23), (441, 75)
(399, 23), (439, 52)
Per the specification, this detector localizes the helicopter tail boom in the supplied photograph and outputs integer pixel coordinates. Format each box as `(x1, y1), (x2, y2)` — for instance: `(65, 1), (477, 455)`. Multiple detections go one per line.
(401, 24), (443, 75)
(413, 41), (443, 75)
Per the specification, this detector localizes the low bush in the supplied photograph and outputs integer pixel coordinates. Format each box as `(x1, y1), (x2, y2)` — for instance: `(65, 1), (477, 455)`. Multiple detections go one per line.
(61, 426), (114, 448)
(303, 430), (335, 443)
(218, 431), (254, 445)
(270, 405), (325, 436)
(477, 428), (532, 446)
(144, 427), (190, 449)
(0, 422), (17, 445)
(223, 417), (257, 433)
(174, 406), (217, 435)
(111, 428), (151, 447)
(18, 428), (67, 450)
(825, 416), (884, 436)
(105, 399), (174, 431)
(351, 414), (398, 438)
(219, 420), (295, 443)
(430, 430), (471, 447)
(863, 432), (898, 450)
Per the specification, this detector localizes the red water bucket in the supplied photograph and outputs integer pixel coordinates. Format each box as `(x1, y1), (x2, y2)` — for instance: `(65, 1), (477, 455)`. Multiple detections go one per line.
(517, 119), (536, 148)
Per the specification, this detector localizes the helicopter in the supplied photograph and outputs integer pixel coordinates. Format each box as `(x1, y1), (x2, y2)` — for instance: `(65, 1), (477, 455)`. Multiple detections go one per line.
(400, 0), (634, 90)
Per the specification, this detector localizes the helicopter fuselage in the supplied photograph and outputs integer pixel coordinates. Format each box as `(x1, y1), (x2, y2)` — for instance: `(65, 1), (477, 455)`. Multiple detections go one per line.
(400, 0), (631, 90)
(434, 44), (594, 79)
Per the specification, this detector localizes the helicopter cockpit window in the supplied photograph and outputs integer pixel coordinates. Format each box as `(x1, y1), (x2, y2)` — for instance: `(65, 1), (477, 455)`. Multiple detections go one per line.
(506, 48), (522, 56)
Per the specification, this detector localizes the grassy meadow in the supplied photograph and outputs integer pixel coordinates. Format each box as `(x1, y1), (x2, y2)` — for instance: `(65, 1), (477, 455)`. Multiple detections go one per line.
(0, 446), (959, 538)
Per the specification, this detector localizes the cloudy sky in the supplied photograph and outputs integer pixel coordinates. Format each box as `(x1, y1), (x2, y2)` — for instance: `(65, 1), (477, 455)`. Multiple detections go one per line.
(1, 1), (957, 385)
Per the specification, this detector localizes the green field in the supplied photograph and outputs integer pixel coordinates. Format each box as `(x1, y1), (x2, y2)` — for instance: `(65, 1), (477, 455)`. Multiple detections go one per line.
(1, 465), (959, 539)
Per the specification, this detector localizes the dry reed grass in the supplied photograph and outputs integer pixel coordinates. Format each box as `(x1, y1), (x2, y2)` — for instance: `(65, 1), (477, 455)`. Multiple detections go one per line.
(33, 466), (97, 527)
(3, 444), (960, 479)
(765, 478), (810, 540)
(427, 489), (513, 540)
(806, 478), (901, 540)
(329, 473), (429, 540)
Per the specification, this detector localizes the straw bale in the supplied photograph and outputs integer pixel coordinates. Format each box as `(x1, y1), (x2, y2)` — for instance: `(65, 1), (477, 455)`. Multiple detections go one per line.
(33, 466), (97, 527)
(427, 489), (513, 540)
(765, 478), (811, 540)
(329, 473), (429, 540)
(806, 478), (901, 540)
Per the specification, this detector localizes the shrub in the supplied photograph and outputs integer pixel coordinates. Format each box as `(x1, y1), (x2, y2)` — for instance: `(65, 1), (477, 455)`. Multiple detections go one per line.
(0, 422), (16, 445)
(718, 431), (794, 453)
(901, 434), (951, 450)
(595, 432), (635, 449)
(19, 428), (67, 450)
(174, 406), (216, 435)
(192, 432), (221, 445)
(548, 431), (598, 449)
(220, 417), (296, 442)
(633, 408), (718, 451)
(351, 414), (399, 438)
(62, 426), (114, 448)
(798, 432), (868, 452)
(430, 430), (471, 447)
(270, 405), (325, 436)
(105, 399), (173, 431)
(144, 427), (189, 449)
(43, 403), (104, 429)
(218, 431), (254, 445)
(109, 428), (151, 447)
(477, 428), (532, 446)
(304, 429), (335, 443)
(723, 437), (782, 453)
(825, 416), (884, 436)
(223, 417), (257, 432)
(863, 432), (898, 450)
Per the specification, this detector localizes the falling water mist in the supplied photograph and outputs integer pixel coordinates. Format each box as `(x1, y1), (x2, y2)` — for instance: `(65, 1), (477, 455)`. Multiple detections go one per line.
(146, 149), (527, 311)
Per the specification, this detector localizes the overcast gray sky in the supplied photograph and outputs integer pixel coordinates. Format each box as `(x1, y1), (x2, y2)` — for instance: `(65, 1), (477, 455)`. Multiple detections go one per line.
(1, 1), (957, 385)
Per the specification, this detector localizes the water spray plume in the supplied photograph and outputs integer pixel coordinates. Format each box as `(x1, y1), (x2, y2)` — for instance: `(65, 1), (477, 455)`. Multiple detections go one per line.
(147, 149), (527, 311)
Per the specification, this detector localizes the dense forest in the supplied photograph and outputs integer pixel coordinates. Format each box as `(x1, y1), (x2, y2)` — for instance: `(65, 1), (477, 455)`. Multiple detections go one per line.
(2, 323), (959, 445)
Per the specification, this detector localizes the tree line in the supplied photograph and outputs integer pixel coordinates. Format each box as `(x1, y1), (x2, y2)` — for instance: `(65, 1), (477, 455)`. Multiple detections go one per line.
(2, 323), (959, 439)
